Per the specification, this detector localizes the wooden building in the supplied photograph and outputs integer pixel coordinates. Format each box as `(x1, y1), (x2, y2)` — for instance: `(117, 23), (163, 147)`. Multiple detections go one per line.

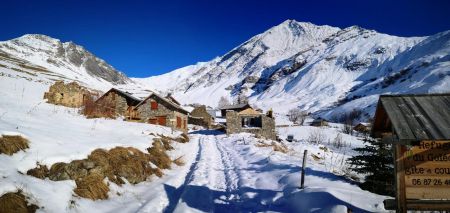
(92, 88), (141, 118)
(134, 93), (189, 132)
(372, 94), (450, 212)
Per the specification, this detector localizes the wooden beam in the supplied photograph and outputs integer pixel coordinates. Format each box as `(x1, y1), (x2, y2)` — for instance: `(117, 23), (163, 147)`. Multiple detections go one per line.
(394, 144), (407, 213)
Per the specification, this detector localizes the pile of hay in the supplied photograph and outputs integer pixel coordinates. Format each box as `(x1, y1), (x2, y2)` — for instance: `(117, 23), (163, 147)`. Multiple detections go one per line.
(147, 139), (172, 170)
(27, 136), (179, 200)
(26, 164), (49, 179)
(0, 191), (38, 213)
(73, 173), (109, 200)
(0, 135), (29, 155)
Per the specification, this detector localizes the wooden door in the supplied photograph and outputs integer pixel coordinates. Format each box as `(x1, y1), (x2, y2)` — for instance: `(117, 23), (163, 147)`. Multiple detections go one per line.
(157, 116), (166, 126)
(148, 119), (157, 124)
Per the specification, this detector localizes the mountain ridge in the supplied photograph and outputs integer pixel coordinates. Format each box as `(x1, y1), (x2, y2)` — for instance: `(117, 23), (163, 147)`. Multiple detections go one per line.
(1, 20), (449, 120)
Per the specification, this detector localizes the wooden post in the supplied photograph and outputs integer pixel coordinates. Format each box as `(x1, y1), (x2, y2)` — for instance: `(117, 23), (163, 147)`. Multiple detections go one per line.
(301, 150), (308, 189)
(394, 144), (407, 213)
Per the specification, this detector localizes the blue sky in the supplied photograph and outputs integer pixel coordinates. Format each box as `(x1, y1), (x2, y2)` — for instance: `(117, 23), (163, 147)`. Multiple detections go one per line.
(1, 0), (450, 77)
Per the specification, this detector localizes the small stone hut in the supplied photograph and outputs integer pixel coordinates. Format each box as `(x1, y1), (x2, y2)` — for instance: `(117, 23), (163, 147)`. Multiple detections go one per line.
(310, 118), (328, 127)
(226, 106), (276, 140)
(44, 81), (94, 108)
(134, 93), (189, 132)
(92, 88), (141, 118)
(353, 122), (372, 133)
(189, 105), (214, 128)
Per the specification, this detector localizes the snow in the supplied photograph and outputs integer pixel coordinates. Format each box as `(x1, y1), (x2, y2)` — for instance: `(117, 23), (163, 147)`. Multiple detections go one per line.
(136, 20), (449, 120)
(1, 19), (447, 212)
(0, 69), (389, 212)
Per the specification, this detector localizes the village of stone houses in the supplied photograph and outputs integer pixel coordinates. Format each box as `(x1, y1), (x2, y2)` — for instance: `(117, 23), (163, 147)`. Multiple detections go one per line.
(1, 19), (450, 213)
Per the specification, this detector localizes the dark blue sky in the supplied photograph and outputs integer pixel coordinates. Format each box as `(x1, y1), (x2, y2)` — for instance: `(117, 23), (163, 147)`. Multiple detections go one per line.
(1, 0), (450, 77)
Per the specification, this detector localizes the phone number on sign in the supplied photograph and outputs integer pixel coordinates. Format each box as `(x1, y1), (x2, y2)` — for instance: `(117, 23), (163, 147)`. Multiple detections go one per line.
(411, 178), (450, 186)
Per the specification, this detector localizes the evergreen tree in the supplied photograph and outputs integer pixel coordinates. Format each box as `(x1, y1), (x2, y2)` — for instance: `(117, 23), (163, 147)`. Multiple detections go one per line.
(347, 136), (395, 196)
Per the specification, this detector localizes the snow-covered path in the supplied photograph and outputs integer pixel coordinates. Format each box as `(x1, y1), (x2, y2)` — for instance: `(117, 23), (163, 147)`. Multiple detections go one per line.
(168, 131), (286, 213)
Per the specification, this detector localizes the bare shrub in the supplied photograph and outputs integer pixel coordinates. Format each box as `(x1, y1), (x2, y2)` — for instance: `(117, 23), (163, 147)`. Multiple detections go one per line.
(218, 96), (231, 108)
(287, 108), (307, 125)
(307, 129), (327, 144)
(0, 135), (29, 155)
(332, 133), (345, 148)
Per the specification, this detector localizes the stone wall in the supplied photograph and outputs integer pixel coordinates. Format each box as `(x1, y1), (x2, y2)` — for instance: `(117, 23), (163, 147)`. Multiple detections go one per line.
(44, 81), (92, 108)
(226, 111), (276, 140)
(189, 106), (213, 128)
(136, 96), (188, 132)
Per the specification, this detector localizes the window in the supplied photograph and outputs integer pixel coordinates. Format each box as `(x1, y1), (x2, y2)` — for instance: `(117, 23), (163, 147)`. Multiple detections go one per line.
(151, 101), (158, 110)
(242, 116), (262, 128)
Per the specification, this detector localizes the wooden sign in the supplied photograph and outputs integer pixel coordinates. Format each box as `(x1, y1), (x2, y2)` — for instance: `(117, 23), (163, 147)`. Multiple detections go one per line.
(403, 141), (450, 200)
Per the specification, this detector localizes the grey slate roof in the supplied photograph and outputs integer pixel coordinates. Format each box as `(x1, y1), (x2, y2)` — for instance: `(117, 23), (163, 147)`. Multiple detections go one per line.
(379, 94), (450, 141)
(220, 103), (250, 110)
(135, 92), (189, 114)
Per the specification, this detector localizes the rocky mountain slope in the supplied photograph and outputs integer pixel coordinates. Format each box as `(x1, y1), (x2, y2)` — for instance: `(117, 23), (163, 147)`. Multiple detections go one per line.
(0, 20), (449, 119)
(0, 34), (135, 91)
(136, 20), (450, 119)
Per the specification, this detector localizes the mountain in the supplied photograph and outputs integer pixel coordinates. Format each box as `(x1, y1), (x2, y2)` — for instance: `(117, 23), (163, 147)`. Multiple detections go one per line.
(1, 21), (449, 120)
(0, 34), (135, 91)
(135, 20), (450, 120)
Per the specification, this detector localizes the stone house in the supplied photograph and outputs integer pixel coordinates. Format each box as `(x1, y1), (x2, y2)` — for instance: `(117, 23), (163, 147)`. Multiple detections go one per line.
(44, 81), (95, 108)
(310, 118), (328, 127)
(92, 88), (141, 118)
(189, 105), (214, 128)
(353, 122), (372, 133)
(220, 103), (252, 117)
(134, 93), (189, 132)
(226, 107), (276, 140)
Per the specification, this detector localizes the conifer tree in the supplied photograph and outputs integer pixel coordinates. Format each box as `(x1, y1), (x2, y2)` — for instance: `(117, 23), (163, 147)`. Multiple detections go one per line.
(347, 136), (395, 196)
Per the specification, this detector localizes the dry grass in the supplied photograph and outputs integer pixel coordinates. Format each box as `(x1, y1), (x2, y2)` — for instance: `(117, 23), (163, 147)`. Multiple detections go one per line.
(173, 156), (185, 166)
(26, 137), (177, 200)
(255, 141), (288, 153)
(0, 135), (29, 155)
(0, 191), (38, 213)
(73, 173), (109, 200)
(26, 164), (49, 179)
(147, 140), (172, 170)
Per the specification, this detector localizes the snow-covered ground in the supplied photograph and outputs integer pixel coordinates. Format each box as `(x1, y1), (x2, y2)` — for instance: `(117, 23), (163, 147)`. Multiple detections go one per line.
(1, 52), (388, 212)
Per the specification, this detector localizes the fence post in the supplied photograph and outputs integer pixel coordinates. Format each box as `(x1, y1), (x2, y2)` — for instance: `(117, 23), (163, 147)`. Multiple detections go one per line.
(301, 149), (308, 189)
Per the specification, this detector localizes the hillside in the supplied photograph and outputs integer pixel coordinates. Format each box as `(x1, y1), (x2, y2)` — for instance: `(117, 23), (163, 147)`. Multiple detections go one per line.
(136, 20), (450, 120)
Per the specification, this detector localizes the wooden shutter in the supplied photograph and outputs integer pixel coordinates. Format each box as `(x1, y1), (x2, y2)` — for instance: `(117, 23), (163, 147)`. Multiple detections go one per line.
(176, 116), (181, 128)
(151, 101), (158, 110)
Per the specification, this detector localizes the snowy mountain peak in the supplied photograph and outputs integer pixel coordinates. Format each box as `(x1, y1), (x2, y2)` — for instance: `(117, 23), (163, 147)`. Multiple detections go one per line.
(0, 34), (131, 87)
(136, 19), (450, 120)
